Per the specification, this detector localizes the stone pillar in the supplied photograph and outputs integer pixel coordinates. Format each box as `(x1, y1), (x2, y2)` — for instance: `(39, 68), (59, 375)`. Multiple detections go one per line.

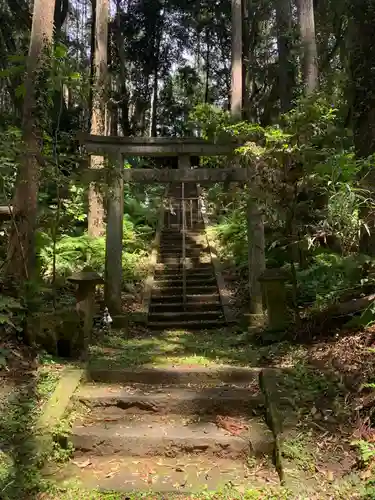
(247, 198), (266, 327)
(68, 269), (104, 359)
(105, 152), (124, 314)
(259, 268), (291, 331)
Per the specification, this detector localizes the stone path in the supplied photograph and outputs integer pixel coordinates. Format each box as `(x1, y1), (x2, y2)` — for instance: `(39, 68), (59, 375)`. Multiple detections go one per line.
(54, 364), (279, 495)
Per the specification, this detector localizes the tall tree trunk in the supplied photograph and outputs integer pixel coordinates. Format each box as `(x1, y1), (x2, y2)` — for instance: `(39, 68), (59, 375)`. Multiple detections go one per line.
(149, 9), (164, 137)
(88, 0), (96, 130)
(6, 0), (56, 284)
(296, 0), (318, 94)
(348, 0), (375, 254)
(349, 0), (375, 158)
(204, 27), (210, 104)
(88, 0), (108, 237)
(275, 0), (295, 111)
(231, 0), (242, 119)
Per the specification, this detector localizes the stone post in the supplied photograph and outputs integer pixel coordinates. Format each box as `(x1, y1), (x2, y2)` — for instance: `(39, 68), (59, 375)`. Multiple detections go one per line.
(105, 152), (124, 314)
(247, 199), (266, 327)
(259, 268), (291, 331)
(68, 269), (104, 359)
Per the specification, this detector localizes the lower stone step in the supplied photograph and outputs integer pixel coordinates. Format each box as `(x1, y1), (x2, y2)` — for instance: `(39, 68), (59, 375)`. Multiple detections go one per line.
(152, 285), (218, 296)
(150, 293), (219, 303)
(147, 318), (226, 330)
(47, 455), (279, 495)
(154, 277), (216, 287)
(71, 414), (273, 459)
(150, 301), (221, 312)
(148, 311), (223, 322)
(87, 365), (261, 385)
(75, 383), (263, 416)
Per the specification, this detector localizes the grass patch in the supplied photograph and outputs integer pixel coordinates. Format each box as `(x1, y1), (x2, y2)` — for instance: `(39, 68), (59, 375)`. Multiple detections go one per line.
(0, 368), (60, 499)
(36, 483), (294, 500)
(282, 432), (316, 472)
(89, 328), (262, 369)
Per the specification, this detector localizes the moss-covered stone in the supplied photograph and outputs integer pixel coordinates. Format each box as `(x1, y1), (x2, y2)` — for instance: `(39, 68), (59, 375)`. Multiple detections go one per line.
(26, 309), (84, 358)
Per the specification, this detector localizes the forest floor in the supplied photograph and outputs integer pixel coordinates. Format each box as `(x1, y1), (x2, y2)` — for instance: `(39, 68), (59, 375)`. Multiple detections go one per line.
(1, 324), (375, 499)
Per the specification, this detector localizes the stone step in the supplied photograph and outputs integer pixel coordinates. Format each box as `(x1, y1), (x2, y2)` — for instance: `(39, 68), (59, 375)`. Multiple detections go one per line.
(161, 231), (204, 238)
(150, 293), (219, 303)
(148, 310), (223, 322)
(150, 301), (221, 313)
(147, 318), (226, 330)
(153, 277), (216, 287)
(88, 365), (261, 385)
(75, 383), (263, 416)
(155, 262), (213, 272)
(71, 414), (272, 459)
(152, 285), (218, 296)
(157, 257), (212, 266)
(47, 456), (272, 495)
(154, 272), (215, 281)
(159, 250), (210, 259)
(159, 242), (204, 248)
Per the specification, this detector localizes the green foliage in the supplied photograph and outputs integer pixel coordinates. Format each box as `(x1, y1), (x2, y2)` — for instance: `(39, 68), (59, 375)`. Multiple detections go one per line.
(0, 295), (24, 332)
(207, 209), (248, 269)
(295, 253), (372, 308)
(352, 440), (375, 468)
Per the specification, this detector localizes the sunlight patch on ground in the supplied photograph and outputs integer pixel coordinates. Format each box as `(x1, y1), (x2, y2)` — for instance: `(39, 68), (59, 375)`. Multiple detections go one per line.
(89, 328), (261, 369)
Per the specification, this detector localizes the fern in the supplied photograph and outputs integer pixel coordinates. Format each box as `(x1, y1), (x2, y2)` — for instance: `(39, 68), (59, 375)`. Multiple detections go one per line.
(352, 440), (375, 467)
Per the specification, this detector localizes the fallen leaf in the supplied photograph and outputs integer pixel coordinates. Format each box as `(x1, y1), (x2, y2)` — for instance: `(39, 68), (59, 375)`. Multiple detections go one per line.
(361, 469), (372, 480)
(72, 459), (92, 468)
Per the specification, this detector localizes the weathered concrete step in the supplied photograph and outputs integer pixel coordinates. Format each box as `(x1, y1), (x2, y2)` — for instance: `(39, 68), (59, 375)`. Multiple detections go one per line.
(159, 244), (204, 250)
(161, 232), (204, 239)
(150, 301), (221, 312)
(155, 263), (213, 273)
(147, 319), (226, 330)
(71, 416), (272, 459)
(48, 456), (271, 495)
(150, 293), (219, 303)
(158, 260), (211, 269)
(75, 384), (263, 416)
(153, 277), (216, 287)
(155, 269), (214, 278)
(152, 285), (218, 295)
(159, 251), (210, 259)
(88, 365), (261, 385)
(148, 311), (223, 322)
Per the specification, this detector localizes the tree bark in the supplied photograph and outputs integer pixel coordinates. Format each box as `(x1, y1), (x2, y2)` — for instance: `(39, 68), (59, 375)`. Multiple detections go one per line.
(231, 0), (242, 119)
(88, 0), (108, 237)
(6, 0), (56, 284)
(296, 0), (318, 94)
(275, 0), (295, 111)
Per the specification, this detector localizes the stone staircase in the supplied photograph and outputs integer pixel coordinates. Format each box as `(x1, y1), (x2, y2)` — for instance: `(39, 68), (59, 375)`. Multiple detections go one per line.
(148, 182), (226, 331)
(56, 365), (278, 495)
(48, 183), (281, 495)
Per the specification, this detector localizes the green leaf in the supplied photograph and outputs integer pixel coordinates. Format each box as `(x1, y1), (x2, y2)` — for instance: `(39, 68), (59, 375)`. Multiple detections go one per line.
(54, 43), (68, 59)
(0, 355), (6, 368)
(15, 84), (25, 98)
(69, 72), (81, 81)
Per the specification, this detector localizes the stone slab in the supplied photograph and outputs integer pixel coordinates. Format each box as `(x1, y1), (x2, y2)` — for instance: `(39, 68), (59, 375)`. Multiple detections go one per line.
(88, 365), (261, 385)
(45, 455), (279, 494)
(71, 416), (272, 459)
(75, 383), (263, 416)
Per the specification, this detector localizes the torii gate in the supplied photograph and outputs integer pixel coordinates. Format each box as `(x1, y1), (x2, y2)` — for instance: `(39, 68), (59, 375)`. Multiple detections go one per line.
(79, 134), (252, 315)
